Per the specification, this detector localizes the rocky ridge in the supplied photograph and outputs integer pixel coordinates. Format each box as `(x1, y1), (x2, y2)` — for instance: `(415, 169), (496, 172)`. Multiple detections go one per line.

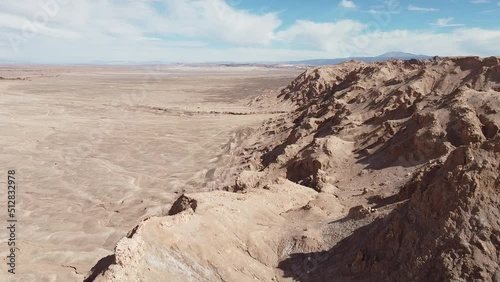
(85, 57), (499, 282)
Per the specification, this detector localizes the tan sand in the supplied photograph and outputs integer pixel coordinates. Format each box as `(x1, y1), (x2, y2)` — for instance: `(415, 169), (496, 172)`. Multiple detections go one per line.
(0, 65), (302, 281)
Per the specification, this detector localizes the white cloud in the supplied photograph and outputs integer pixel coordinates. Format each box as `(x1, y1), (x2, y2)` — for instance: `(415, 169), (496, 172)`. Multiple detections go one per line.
(339, 0), (357, 9)
(431, 18), (465, 27)
(276, 20), (365, 53)
(471, 0), (489, 3)
(408, 5), (439, 12)
(0, 0), (498, 63)
(0, 12), (79, 39)
(338, 28), (500, 58)
(0, 0), (282, 48)
(4, 26), (499, 64)
(160, 0), (281, 45)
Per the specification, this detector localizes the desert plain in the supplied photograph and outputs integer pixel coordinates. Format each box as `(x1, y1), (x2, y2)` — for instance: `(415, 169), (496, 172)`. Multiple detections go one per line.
(0, 65), (302, 281)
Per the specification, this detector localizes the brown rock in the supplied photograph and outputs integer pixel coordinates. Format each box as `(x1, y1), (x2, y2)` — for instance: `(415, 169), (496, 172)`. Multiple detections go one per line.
(167, 195), (197, 216)
(347, 205), (375, 220)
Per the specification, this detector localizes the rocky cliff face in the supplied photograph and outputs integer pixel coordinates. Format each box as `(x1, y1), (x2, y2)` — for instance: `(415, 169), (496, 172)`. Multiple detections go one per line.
(280, 137), (500, 282)
(260, 57), (499, 191)
(85, 57), (499, 282)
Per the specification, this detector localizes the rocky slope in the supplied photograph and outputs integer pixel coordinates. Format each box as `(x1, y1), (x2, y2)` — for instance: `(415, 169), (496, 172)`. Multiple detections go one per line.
(280, 137), (500, 282)
(85, 57), (499, 281)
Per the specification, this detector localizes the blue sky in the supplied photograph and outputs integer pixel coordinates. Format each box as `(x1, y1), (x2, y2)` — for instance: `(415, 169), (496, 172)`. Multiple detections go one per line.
(0, 0), (499, 63)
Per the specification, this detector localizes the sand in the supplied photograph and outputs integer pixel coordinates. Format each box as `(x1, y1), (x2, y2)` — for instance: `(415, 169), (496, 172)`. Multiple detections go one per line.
(0, 65), (302, 281)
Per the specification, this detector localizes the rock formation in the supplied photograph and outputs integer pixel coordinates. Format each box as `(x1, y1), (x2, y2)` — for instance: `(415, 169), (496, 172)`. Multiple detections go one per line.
(85, 57), (499, 282)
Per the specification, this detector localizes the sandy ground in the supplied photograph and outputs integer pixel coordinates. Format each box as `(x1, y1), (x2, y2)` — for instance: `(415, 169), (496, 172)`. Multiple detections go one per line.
(0, 65), (302, 281)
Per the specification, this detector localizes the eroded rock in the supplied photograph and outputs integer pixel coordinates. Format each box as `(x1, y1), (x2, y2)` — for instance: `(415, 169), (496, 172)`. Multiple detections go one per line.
(167, 195), (197, 216)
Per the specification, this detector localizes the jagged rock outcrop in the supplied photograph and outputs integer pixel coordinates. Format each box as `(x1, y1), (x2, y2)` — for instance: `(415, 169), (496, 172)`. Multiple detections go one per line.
(259, 57), (499, 190)
(280, 136), (500, 282)
(85, 183), (328, 282)
(167, 194), (198, 215)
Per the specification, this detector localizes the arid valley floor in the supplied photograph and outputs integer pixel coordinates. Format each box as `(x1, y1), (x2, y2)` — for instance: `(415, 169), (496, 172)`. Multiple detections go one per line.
(0, 65), (302, 281)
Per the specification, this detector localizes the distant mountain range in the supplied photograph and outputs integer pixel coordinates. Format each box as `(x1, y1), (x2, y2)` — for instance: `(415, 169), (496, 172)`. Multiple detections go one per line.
(0, 52), (433, 66)
(286, 52), (433, 66)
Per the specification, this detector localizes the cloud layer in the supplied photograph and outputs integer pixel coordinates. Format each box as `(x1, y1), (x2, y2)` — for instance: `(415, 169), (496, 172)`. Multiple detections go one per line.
(0, 0), (498, 63)
(408, 5), (439, 12)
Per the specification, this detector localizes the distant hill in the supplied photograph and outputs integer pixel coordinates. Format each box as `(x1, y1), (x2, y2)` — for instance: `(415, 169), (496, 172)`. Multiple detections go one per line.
(0, 52), (433, 66)
(376, 51), (428, 58)
(287, 52), (433, 66)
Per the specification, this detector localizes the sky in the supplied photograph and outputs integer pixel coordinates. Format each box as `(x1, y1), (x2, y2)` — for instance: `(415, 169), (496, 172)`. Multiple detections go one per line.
(0, 0), (499, 63)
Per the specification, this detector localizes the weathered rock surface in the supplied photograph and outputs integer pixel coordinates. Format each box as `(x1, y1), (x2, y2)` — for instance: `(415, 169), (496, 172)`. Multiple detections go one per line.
(167, 194), (198, 216)
(86, 57), (499, 281)
(280, 136), (500, 282)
